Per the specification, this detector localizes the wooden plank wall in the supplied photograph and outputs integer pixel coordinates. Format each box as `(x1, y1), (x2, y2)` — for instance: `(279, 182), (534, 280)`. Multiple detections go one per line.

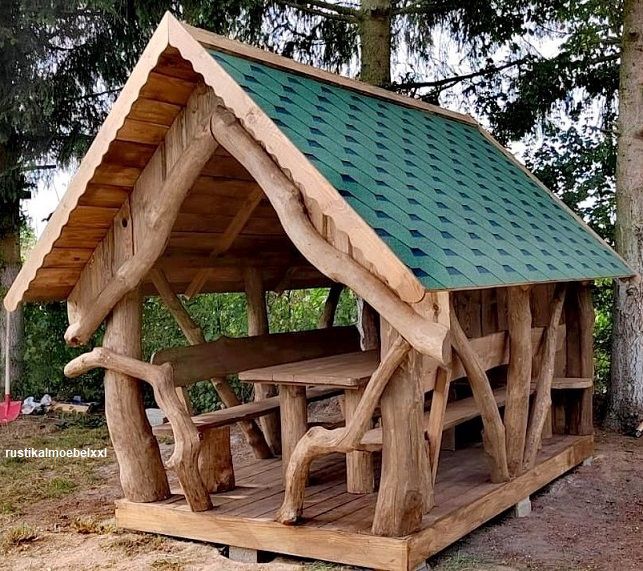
(452, 283), (591, 438)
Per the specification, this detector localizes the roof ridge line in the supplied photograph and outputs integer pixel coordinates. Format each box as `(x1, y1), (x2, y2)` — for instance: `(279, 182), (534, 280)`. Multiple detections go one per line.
(180, 21), (478, 128)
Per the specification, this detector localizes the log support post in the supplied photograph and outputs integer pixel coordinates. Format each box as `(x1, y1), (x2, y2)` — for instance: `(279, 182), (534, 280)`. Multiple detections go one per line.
(244, 266), (281, 455)
(344, 387), (374, 493)
(318, 283), (343, 328)
(450, 306), (509, 483)
(372, 319), (430, 537)
(524, 286), (566, 469)
(199, 427), (235, 493)
(505, 286), (532, 477)
(103, 202), (169, 503)
(570, 284), (594, 435)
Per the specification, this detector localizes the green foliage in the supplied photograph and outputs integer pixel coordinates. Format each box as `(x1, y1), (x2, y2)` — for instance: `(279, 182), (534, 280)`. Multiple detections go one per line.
(19, 302), (103, 401)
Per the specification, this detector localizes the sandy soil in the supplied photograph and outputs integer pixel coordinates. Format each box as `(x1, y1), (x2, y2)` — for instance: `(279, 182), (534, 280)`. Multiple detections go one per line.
(0, 413), (641, 571)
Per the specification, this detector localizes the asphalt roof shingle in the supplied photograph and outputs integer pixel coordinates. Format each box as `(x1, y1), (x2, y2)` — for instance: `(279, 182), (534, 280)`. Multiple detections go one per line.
(211, 50), (632, 290)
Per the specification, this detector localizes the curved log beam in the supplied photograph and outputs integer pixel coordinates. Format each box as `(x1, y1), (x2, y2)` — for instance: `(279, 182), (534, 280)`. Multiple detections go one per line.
(276, 335), (410, 524)
(208, 107), (449, 365)
(149, 268), (273, 459)
(65, 348), (212, 512)
(64, 94), (221, 347)
(524, 286), (566, 469)
(450, 307), (510, 483)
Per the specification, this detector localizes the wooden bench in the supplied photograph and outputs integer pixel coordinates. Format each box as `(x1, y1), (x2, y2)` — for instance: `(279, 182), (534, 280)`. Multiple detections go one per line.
(153, 386), (342, 436)
(149, 325), (361, 495)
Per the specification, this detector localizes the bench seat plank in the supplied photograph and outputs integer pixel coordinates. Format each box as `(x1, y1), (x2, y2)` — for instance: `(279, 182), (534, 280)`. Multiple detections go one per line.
(153, 386), (342, 437)
(359, 385), (537, 450)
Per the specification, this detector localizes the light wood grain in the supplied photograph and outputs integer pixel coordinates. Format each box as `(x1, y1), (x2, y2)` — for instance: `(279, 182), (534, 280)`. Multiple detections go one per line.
(239, 351), (378, 388)
(153, 327), (360, 386)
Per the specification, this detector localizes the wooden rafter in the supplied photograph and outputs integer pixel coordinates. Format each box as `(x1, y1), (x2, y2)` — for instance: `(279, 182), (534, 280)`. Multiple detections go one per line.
(184, 187), (264, 298)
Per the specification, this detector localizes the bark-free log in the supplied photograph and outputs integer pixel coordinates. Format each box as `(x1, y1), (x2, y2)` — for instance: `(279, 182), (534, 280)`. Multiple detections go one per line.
(372, 322), (430, 537)
(318, 283), (343, 329)
(101, 201), (169, 503)
(344, 387), (375, 493)
(505, 286), (532, 477)
(150, 268), (272, 459)
(275, 334), (410, 524)
(244, 266), (281, 455)
(574, 284), (594, 435)
(199, 427), (235, 493)
(65, 85), (220, 346)
(65, 348), (211, 511)
(524, 286), (566, 469)
(208, 106), (449, 364)
(450, 306), (510, 483)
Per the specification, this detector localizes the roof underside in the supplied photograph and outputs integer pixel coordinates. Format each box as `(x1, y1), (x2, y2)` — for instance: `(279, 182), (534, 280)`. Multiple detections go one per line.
(210, 50), (632, 290)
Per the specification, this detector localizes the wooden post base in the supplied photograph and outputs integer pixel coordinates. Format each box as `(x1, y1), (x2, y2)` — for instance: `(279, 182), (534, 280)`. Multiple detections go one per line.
(199, 427), (235, 493)
(344, 387), (374, 493)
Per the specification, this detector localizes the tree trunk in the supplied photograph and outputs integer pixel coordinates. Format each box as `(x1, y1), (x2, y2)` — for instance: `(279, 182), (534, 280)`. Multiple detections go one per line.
(0, 196), (23, 394)
(608, 0), (643, 431)
(358, 0), (392, 87)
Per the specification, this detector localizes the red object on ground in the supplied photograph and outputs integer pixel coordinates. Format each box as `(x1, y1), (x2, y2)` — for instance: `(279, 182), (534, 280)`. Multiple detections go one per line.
(0, 393), (21, 424)
(2, 309), (20, 423)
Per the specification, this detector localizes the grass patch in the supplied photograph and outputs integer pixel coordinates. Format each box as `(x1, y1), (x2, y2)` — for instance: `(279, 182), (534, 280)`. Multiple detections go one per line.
(433, 553), (487, 570)
(0, 416), (111, 517)
(151, 557), (186, 570)
(72, 515), (116, 535)
(46, 477), (77, 498)
(105, 533), (171, 556)
(0, 523), (39, 554)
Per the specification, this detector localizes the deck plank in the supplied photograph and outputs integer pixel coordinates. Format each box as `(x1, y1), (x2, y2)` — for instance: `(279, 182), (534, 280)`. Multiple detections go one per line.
(117, 434), (592, 571)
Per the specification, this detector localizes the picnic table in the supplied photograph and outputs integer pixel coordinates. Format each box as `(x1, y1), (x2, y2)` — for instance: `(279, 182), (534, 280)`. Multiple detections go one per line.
(239, 349), (378, 491)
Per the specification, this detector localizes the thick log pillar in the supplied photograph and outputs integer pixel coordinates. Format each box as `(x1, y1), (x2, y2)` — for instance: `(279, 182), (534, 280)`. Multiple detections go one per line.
(372, 319), (429, 537)
(103, 203), (169, 501)
(244, 266), (281, 455)
(505, 285), (532, 477)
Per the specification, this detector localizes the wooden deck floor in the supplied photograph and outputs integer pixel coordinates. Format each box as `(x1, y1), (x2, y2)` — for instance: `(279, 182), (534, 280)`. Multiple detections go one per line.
(117, 434), (593, 570)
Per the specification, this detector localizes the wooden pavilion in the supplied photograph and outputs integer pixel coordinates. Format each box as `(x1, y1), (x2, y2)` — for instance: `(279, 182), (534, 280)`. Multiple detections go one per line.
(3, 13), (634, 570)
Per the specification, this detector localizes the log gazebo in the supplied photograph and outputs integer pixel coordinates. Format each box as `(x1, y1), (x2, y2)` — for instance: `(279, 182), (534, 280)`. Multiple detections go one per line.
(3, 13), (634, 570)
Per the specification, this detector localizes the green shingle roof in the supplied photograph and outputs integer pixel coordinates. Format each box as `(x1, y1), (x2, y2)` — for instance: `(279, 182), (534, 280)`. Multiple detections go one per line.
(210, 50), (632, 290)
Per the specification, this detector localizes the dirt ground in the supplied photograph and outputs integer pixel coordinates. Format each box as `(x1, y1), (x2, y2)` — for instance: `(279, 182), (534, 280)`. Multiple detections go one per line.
(0, 414), (641, 571)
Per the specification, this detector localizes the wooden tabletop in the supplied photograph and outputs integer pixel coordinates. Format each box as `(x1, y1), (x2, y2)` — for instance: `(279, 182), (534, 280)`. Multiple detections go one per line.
(239, 350), (378, 388)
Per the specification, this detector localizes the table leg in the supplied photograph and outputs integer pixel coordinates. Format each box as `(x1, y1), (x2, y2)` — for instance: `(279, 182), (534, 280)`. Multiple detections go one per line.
(280, 384), (308, 477)
(344, 388), (374, 493)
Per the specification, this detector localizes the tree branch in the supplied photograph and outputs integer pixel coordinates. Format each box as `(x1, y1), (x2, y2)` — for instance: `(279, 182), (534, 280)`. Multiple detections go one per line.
(274, 0), (358, 22)
(394, 56), (532, 91)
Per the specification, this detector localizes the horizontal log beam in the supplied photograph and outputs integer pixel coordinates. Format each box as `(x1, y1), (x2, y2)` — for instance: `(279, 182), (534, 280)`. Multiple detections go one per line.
(152, 326), (361, 387)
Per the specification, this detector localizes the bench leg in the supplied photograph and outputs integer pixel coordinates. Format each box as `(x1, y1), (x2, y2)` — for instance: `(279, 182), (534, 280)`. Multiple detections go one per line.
(199, 426), (235, 493)
(344, 388), (374, 493)
(280, 385), (308, 478)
